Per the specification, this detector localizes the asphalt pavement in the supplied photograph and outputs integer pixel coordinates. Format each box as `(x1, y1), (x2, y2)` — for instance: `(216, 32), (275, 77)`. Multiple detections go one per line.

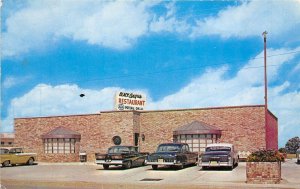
(1, 159), (299, 189)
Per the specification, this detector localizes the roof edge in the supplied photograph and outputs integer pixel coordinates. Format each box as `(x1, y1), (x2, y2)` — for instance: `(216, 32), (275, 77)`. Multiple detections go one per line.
(14, 105), (265, 120)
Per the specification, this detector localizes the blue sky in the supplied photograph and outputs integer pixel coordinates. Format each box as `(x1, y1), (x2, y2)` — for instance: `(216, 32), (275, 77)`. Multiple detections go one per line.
(1, 0), (300, 147)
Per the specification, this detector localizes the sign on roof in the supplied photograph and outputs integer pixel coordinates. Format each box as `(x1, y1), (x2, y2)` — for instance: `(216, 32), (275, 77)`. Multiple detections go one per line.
(115, 91), (146, 111)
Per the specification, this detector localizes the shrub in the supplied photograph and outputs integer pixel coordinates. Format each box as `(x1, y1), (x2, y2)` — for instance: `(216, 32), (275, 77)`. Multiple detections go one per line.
(278, 147), (287, 153)
(246, 150), (284, 162)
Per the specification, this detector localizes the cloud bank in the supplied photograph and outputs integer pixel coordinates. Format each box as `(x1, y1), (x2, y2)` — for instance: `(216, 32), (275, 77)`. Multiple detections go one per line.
(3, 0), (300, 57)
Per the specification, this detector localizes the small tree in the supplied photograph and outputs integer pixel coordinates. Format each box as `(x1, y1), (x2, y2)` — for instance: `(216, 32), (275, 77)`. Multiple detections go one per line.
(278, 148), (287, 153)
(285, 136), (300, 154)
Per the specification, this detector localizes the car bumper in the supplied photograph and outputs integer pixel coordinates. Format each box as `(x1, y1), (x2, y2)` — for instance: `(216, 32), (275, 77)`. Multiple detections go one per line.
(95, 160), (124, 165)
(199, 161), (233, 167)
(147, 161), (182, 166)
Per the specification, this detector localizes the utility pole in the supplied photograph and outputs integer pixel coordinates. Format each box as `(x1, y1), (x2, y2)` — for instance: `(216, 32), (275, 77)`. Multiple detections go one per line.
(262, 31), (268, 149)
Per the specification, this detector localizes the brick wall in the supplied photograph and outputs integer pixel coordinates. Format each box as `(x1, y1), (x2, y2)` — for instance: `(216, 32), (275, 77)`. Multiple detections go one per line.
(266, 111), (278, 150)
(139, 106), (267, 153)
(14, 105), (277, 162)
(14, 112), (136, 162)
(246, 162), (281, 184)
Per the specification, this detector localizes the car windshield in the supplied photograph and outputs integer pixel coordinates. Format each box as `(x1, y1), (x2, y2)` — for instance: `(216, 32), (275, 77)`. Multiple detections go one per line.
(108, 146), (132, 154)
(156, 145), (180, 152)
(0, 149), (9, 154)
(206, 146), (231, 152)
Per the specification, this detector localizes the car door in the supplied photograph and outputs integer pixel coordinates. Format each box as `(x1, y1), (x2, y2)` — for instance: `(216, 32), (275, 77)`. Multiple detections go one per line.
(15, 148), (28, 164)
(185, 144), (193, 163)
(0, 148), (10, 164)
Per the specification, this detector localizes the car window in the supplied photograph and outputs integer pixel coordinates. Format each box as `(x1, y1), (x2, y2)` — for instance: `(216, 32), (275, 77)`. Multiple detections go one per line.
(185, 145), (190, 152)
(108, 146), (130, 153)
(206, 146), (231, 152)
(0, 149), (9, 154)
(9, 149), (16, 154)
(157, 145), (180, 152)
(15, 148), (23, 153)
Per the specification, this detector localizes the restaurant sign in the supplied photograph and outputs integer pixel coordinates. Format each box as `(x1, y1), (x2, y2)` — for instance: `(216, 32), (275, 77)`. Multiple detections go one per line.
(115, 91), (146, 111)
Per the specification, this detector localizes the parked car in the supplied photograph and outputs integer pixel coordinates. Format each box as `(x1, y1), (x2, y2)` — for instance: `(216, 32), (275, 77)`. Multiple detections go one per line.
(95, 146), (148, 169)
(147, 143), (198, 170)
(0, 147), (37, 167)
(297, 148), (300, 164)
(199, 143), (238, 170)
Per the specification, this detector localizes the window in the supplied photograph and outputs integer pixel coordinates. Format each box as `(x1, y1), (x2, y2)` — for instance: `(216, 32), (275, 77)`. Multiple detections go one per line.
(174, 134), (221, 152)
(44, 138), (76, 154)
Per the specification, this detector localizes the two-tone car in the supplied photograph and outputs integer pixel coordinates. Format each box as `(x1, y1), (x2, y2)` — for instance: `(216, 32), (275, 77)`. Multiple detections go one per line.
(0, 147), (37, 167)
(147, 143), (198, 170)
(199, 143), (238, 170)
(95, 146), (147, 169)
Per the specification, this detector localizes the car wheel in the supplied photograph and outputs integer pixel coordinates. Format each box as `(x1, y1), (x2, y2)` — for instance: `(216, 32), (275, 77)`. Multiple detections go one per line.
(124, 161), (132, 169)
(2, 160), (10, 167)
(27, 158), (34, 165)
(103, 164), (109, 170)
(152, 165), (158, 170)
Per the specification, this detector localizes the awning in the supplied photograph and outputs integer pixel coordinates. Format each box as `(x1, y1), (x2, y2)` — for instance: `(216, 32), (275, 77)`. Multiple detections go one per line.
(41, 126), (81, 139)
(173, 121), (221, 135)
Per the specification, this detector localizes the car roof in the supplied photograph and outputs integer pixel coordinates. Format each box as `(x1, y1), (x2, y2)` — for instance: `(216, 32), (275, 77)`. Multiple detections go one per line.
(206, 143), (233, 148)
(0, 147), (23, 150)
(158, 143), (185, 146)
(109, 146), (137, 148)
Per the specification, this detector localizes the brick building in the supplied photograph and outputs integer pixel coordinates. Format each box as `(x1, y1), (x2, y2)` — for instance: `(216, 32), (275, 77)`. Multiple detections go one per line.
(0, 133), (15, 147)
(14, 105), (278, 162)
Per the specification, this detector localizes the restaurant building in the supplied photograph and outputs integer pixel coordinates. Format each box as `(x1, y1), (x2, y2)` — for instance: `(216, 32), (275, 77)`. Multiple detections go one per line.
(14, 105), (278, 162)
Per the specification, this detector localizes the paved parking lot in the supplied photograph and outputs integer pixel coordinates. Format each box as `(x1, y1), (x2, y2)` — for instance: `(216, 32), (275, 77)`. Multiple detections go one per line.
(1, 159), (300, 189)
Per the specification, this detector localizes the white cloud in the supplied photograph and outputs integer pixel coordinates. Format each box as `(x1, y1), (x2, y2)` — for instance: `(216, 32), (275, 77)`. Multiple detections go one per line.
(2, 76), (31, 89)
(149, 2), (190, 34)
(3, 1), (300, 58)
(191, 1), (300, 39)
(1, 84), (148, 132)
(2, 0), (159, 57)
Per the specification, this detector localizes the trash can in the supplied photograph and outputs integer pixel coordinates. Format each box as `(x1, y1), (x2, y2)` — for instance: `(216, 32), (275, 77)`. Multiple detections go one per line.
(79, 152), (87, 162)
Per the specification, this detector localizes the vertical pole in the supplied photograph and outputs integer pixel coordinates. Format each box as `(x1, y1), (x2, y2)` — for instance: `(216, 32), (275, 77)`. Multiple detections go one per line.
(262, 31), (268, 149)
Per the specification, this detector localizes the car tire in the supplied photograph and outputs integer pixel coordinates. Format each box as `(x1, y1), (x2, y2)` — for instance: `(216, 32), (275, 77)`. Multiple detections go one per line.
(124, 161), (132, 169)
(152, 165), (158, 170)
(103, 164), (109, 170)
(27, 158), (34, 165)
(2, 160), (10, 167)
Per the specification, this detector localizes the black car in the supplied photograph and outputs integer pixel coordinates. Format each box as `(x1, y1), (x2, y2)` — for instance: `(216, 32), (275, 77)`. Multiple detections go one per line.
(95, 146), (147, 169)
(147, 143), (198, 170)
(199, 143), (238, 170)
